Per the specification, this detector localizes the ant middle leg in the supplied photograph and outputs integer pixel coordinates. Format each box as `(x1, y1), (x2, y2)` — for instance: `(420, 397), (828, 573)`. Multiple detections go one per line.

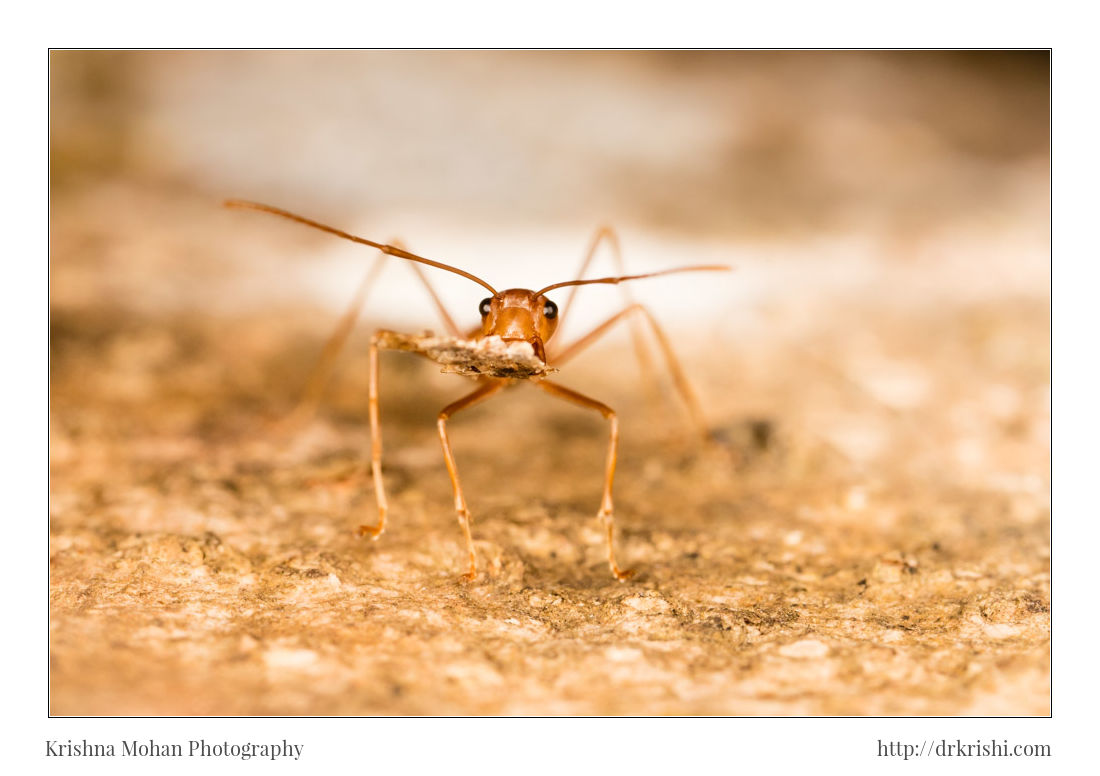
(280, 240), (464, 432)
(556, 226), (657, 388)
(548, 303), (711, 441)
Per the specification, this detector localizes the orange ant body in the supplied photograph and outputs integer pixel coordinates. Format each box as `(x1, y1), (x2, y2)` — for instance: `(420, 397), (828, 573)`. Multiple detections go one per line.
(226, 200), (729, 581)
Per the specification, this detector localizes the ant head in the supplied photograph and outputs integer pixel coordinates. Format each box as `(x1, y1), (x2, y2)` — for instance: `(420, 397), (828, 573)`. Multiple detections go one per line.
(479, 289), (559, 361)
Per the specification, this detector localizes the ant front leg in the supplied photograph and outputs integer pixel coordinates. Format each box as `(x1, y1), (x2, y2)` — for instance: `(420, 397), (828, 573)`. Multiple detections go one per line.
(535, 380), (634, 582)
(437, 380), (506, 581)
(360, 335), (489, 551)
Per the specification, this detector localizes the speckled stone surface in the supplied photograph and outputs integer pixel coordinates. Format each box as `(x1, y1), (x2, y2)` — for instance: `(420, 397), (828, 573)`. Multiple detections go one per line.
(49, 288), (1049, 716)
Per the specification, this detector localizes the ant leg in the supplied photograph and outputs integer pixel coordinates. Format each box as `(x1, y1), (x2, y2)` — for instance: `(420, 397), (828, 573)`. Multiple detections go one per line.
(358, 332), (390, 539)
(557, 226), (656, 386)
(534, 380), (634, 582)
(358, 335), (462, 541)
(549, 303), (710, 441)
(437, 380), (506, 581)
(558, 226), (620, 325)
(280, 240), (464, 432)
(277, 253), (387, 433)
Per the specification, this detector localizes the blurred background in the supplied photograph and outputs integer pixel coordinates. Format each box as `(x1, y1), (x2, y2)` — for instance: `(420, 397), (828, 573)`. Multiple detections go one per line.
(50, 51), (1048, 315)
(50, 50), (1050, 474)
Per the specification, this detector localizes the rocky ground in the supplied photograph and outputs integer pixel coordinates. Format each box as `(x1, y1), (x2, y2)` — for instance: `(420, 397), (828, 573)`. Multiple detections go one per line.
(49, 203), (1049, 715)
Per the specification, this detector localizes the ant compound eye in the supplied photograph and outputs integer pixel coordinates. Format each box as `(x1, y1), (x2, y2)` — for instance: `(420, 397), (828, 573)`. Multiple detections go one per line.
(479, 297), (493, 317)
(543, 299), (558, 320)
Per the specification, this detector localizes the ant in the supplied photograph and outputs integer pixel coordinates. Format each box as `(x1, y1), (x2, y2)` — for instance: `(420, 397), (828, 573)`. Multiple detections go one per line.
(226, 200), (729, 582)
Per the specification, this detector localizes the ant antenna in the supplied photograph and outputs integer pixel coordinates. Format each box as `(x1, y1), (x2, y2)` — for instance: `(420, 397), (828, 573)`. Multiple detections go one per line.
(224, 200), (499, 295)
(536, 265), (730, 296)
